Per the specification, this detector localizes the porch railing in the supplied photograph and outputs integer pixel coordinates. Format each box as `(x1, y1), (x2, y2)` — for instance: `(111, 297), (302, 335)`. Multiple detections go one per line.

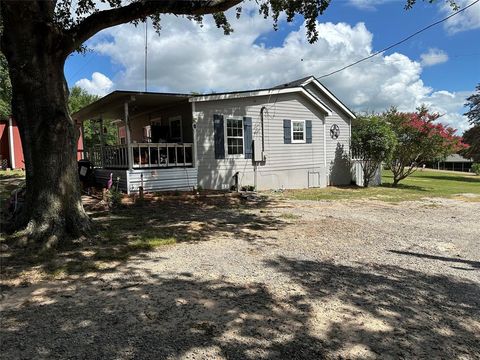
(88, 143), (193, 169)
(131, 143), (193, 168)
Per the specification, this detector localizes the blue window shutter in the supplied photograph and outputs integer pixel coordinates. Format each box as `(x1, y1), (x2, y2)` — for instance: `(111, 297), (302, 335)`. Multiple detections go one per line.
(213, 114), (225, 159)
(244, 117), (253, 159)
(306, 120), (312, 143)
(283, 119), (291, 144)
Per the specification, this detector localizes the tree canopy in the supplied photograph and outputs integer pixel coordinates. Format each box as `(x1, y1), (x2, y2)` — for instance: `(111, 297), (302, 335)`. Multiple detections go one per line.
(461, 125), (480, 162)
(351, 115), (397, 187)
(464, 83), (480, 125)
(0, 52), (11, 120)
(385, 107), (467, 186)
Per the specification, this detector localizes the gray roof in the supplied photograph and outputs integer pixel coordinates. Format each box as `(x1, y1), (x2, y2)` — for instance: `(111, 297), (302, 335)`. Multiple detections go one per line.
(272, 76), (314, 89)
(72, 75), (353, 122)
(443, 154), (473, 162)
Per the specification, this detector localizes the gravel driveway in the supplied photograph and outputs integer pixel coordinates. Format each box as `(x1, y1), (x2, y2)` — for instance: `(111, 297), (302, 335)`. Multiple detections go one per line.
(1, 197), (479, 359)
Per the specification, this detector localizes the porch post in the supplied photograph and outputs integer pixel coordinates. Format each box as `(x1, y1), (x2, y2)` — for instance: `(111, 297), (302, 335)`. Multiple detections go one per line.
(124, 101), (133, 170)
(7, 116), (16, 169)
(80, 121), (85, 160)
(99, 115), (105, 167)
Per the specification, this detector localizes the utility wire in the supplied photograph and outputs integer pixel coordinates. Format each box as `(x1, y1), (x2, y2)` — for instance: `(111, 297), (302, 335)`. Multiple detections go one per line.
(317, 0), (480, 79)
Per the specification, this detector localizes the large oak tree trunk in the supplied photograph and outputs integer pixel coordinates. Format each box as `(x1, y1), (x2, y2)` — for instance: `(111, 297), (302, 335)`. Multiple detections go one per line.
(2, 3), (91, 247)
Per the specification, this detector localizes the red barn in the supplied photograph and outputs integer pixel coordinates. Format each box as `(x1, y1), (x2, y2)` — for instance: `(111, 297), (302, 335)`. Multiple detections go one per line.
(0, 117), (84, 170)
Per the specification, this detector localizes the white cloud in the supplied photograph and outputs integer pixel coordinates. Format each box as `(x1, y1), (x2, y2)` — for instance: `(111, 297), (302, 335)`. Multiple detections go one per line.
(83, 5), (470, 132)
(419, 90), (471, 133)
(75, 72), (114, 96)
(420, 48), (449, 66)
(441, 0), (480, 34)
(347, 0), (389, 11)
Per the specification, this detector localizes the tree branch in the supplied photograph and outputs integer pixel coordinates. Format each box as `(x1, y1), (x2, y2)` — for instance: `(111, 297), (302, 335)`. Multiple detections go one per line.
(65, 0), (242, 53)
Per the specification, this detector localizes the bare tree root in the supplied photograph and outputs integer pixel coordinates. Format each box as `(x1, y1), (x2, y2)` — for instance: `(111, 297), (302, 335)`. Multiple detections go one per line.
(10, 208), (94, 252)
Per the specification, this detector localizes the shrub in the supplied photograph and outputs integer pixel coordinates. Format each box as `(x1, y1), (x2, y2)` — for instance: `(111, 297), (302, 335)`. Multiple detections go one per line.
(472, 163), (480, 175)
(351, 115), (396, 187)
(106, 189), (123, 208)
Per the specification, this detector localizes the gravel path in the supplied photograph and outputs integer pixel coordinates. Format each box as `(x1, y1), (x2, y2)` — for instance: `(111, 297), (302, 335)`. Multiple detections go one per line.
(1, 197), (479, 359)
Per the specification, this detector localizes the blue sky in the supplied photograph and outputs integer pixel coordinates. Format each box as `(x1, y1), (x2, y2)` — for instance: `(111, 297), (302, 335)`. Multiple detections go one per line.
(65, 0), (480, 132)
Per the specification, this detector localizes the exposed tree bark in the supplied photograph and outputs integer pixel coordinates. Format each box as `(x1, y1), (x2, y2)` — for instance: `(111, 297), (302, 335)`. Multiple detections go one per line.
(0, 0), (243, 247)
(1, 2), (91, 247)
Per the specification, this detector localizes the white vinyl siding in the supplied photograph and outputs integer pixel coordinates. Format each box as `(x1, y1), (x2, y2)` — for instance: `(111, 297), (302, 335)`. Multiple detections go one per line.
(195, 92), (328, 190)
(304, 82), (352, 185)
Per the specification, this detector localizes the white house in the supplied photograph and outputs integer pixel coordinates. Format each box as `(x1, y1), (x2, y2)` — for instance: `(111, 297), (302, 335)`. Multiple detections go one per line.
(72, 76), (357, 193)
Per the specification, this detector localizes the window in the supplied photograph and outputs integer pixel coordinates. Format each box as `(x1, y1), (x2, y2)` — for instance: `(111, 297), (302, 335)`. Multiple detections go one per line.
(143, 125), (152, 142)
(169, 116), (182, 142)
(118, 125), (126, 145)
(226, 118), (244, 155)
(292, 120), (305, 143)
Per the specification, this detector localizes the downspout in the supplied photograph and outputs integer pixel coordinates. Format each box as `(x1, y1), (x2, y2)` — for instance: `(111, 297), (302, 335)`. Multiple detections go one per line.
(255, 106), (267, 191)
(260, 107), (266, 155)
(323, 118), (327, 186)
(191, 101), (198, 170)
(349, 118), (352, 157)
(8, 116), (16, 169)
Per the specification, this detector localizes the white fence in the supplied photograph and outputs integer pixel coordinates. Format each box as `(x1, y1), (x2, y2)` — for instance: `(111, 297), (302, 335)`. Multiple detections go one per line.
(351, 160), (382, 187)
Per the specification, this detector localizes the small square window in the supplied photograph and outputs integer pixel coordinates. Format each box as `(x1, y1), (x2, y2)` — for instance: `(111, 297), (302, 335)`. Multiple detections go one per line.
(292, 121), (305, 143)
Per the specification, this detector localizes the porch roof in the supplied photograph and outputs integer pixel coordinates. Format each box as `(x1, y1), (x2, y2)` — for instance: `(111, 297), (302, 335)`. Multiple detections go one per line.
(71, 90), (190, 122)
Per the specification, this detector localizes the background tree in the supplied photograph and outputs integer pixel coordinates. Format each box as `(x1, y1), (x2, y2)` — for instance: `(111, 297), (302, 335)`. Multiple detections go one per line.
(464, 84), (480, 125)
(461, 125), (480, 162)
(68, 86), (99, 114)
(385, 107), (467, 186)
(351, 115), (397, 187)
(0, 52), (11, 120)
(68, 86), (117, 151)
(0, 0), (444, 246)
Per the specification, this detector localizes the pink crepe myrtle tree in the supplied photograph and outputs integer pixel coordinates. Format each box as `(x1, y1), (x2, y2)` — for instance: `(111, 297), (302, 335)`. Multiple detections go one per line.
(385, 106), (468, 186)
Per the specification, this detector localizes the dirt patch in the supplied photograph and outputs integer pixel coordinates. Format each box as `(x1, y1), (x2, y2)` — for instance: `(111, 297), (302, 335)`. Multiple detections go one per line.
(1, 196), (479, 359)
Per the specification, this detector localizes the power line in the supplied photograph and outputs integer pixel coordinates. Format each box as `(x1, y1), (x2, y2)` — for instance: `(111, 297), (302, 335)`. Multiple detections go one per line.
(317, 0), (480, 79)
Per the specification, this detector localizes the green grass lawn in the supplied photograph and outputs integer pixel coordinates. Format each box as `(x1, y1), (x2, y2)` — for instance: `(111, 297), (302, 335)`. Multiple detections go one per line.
(286, 169), (480, 202)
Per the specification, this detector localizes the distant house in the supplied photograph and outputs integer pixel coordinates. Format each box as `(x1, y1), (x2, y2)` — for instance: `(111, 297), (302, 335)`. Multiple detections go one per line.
(0, 117), (24, 170)
(72, 76), (362, 193)
(0, 116), (84, 170)
(428, 154), (474, 173)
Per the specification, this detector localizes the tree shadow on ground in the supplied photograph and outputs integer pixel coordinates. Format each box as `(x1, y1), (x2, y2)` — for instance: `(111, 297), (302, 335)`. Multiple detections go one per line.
(389, 250), (480, 270)
(379, 182), (429, 192)
(265, 257), (480, 358)
(1, 257), (478, 359)
(1, 194), (285, 281)
(418, 174), (480, 184)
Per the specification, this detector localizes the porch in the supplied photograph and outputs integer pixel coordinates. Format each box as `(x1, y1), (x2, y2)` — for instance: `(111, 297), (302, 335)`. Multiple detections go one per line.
(72, 91), (198, 193)
(88, 142), (193, 169)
